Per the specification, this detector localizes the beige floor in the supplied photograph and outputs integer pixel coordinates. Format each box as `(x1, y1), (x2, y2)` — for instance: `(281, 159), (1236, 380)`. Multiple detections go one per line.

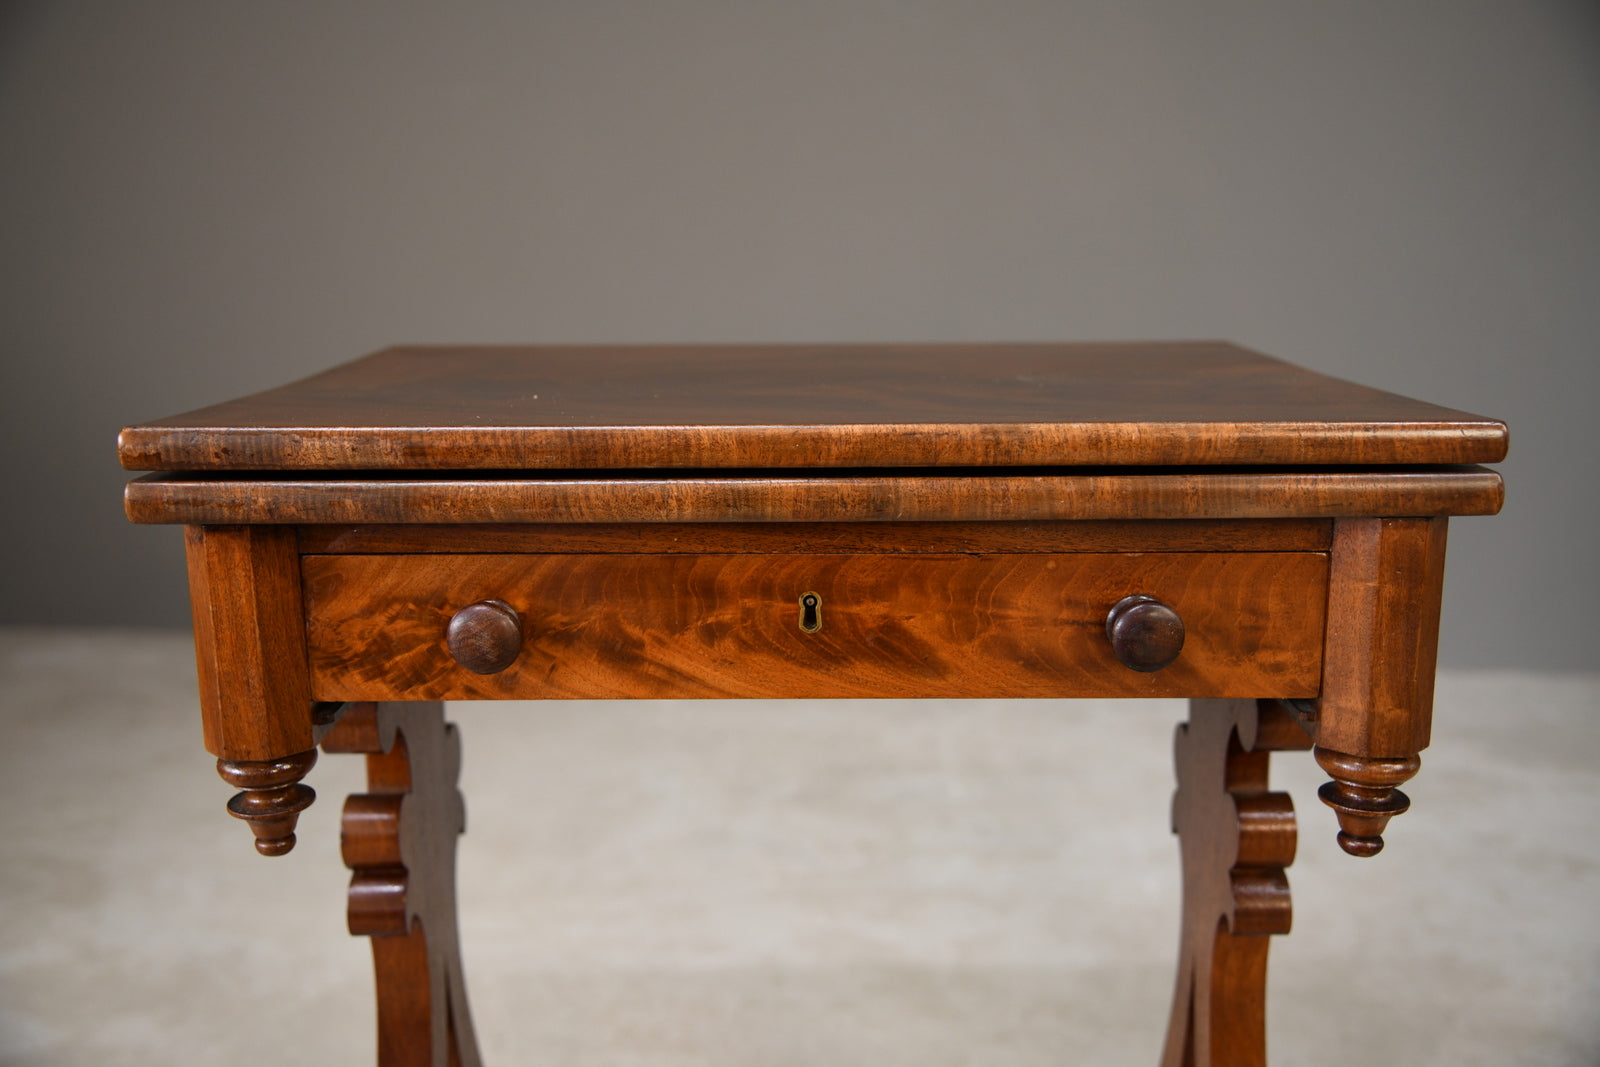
(1, 627), (1596, 1066)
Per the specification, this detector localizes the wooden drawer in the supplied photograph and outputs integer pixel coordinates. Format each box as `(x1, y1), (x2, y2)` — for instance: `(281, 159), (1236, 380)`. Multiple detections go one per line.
(301, 551), (1327, 701)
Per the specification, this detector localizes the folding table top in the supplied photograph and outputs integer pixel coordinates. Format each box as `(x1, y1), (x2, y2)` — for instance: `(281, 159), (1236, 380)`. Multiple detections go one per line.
(118, 342), (1507, 473)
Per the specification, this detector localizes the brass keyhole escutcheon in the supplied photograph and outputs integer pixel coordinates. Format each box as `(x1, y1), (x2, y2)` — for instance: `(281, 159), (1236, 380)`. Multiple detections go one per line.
(798, 592), (822, 633)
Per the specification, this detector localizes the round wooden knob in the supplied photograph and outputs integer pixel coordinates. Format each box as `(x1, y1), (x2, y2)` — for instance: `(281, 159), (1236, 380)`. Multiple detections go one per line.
(446, 599), (523, 674)
(1105, 594), (1185, 672)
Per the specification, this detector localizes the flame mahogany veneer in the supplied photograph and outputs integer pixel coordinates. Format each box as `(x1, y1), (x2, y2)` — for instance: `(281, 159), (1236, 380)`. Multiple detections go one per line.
(300, 550), (1329, 702)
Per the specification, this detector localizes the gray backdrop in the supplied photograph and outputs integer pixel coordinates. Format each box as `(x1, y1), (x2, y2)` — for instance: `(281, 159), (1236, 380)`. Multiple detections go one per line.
(3, 2), (1595, 669)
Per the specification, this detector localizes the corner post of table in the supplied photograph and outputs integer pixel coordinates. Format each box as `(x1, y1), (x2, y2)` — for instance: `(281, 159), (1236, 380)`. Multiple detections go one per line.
(1312, 516), (1450, 857)
(184, 524), (320, 855)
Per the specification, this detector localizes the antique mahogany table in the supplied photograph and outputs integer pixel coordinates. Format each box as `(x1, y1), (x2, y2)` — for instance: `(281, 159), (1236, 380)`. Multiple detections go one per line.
(120, 342), (1506, 1065)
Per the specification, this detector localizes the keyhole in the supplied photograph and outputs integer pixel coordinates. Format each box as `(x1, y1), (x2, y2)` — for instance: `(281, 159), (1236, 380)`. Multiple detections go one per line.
(798, 592), (822, 633)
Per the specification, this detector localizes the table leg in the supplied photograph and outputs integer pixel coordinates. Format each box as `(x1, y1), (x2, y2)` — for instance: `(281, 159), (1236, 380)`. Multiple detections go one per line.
(1161, 699), (1312, 1067)
(323, 702), (482, 1067)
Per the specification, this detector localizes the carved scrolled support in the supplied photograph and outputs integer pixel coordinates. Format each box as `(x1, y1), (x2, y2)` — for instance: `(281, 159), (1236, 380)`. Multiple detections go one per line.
(343, 792), (410, 937)
(216, 749), (318, 856)
(1162, 698), (1313, 1067)
(1314, 747), (1421, 857)
(323, 701), (480, 1067)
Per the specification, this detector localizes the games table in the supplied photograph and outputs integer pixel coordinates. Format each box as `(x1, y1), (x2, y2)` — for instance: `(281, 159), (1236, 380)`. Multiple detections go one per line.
(119, 342), (1507, 1065)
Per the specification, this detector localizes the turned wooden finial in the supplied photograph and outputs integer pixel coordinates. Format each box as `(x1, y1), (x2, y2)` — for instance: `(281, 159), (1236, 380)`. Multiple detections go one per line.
(1314, 747), (1421, 857)
(217, 750), (319, 856)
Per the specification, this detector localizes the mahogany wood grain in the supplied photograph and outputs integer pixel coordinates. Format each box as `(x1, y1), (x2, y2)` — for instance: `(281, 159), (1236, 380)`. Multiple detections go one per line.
(301, 551), (1329, 701)
(1313, 747), (1422, 858)
(1299, 517), (1450, 855)
(119, 342), (1510, 1062)
(1316, 517), (1450, 756)
(1106, 594), (1186, 672)
(216, 749), (318, 857)
(184, 525), (314, 760)
(1162, 699), (1312, 1067)
(445, 600), (523, 675)
(324, 702), (481, 1067)
(125, 467), (1505, 526)
(117, 343), (1509, 471)
(297, 518), (1336, 555)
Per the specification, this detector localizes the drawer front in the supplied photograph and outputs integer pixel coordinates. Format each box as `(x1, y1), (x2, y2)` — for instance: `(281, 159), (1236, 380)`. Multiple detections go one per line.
(302, 552), (1326, 701)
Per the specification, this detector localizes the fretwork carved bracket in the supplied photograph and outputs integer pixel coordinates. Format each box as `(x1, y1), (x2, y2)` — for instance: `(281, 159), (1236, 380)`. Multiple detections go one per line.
(323, 701), (481, 1067)
(1162, 698), (1313, 1067)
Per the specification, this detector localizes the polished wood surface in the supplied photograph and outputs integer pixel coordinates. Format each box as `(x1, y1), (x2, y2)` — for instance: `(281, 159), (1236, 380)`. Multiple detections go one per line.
(301, 551), (1329, 701)
(1312, 747), (1422, 859)
(117, 343), (1508, 471)
(183, 525), (314, 761)
(324, 702), (481, 1067)
(444, 600), (523, 675)
(1106, 594), (1187, 673)
(1162, 698), (1312, 1067)
(1304, 516), (1449, 856)
(1317, 518), (1449, 756)
(216, 749), (318, 857)
(296, 518), (1337, 555)
(125, 466), (1504, 525)
(121, 342), (1508, 1063)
